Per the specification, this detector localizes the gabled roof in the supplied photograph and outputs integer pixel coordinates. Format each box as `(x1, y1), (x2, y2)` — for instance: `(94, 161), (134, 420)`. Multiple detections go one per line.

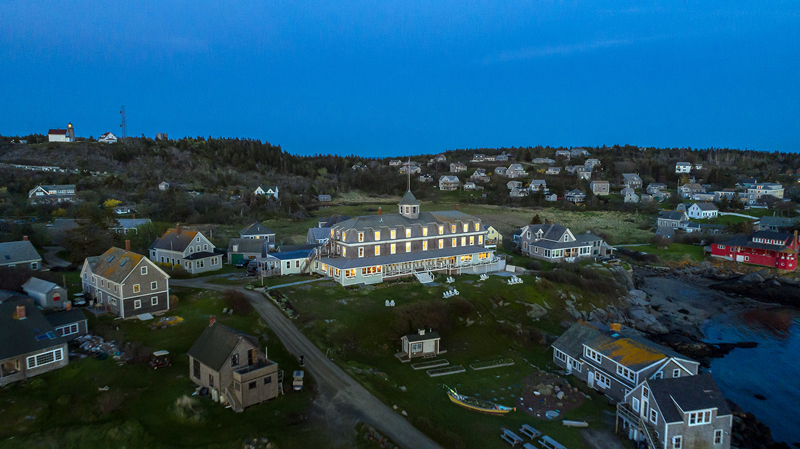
(566, 189), (585, 197)
(439, 175), (460, 183)
(403, 331), (440, 342)
(239, 222), (275, 237)
(523, 223), (569, 242)
(48, 129), (67, 135)
(622, 173), (642, 181)
(307, 227), (331, 242)
(87, 247), (166, 283)
(45, 308), (88, 328)
(553, 321), (694, 371)
(0, 240), (42, 265)
(22, 277), (63, 295)
(658, 211), (686, 221)
(646, 374), (731, 423)
(692, 203), (718, 211)
(259, 185), (278, 192)
(398, 191), (421, 206)
(0, 297), (65, 360)
(150, 228), (200, 252)
(226, 238), (266, 254)
(187, 322), (258, 372)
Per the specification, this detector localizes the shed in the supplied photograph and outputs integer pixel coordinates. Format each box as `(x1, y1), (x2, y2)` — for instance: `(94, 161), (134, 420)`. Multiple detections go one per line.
(22, 278), (68, 309)
(400, 329), (443, 360)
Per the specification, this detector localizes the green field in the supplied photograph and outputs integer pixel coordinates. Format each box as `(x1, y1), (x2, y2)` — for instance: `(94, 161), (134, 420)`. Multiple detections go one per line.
(0, 287), (318, 449)
(634, 243), (707, 262)
(278, 272), (629, 449)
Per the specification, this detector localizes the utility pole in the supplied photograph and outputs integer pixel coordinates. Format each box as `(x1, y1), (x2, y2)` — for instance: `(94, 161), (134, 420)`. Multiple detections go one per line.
(119, 105), (127, 138)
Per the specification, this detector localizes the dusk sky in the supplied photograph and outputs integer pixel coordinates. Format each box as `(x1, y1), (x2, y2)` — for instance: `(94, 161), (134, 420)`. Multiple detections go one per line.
(1, 1), (798, 156)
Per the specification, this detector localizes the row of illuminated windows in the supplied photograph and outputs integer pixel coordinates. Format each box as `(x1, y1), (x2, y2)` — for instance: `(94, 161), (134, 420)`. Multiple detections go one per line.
(338, 236), (484, 257)
(337, 222), (483, 242)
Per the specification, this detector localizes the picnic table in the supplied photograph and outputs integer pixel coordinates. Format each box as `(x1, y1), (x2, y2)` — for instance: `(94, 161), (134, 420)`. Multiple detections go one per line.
(539, 435), (567, 449)
(520, 424), (542, 439)
(500, 428), (524, 447)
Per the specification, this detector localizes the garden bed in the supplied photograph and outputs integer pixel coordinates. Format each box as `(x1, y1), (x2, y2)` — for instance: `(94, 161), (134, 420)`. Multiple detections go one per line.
(426, 365), (465, 377)
(411, 359), (450, 370)
(469, 358), (515, 370)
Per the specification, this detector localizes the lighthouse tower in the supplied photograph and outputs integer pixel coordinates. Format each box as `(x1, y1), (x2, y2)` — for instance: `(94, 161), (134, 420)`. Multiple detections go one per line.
(66, 122), (75, 142)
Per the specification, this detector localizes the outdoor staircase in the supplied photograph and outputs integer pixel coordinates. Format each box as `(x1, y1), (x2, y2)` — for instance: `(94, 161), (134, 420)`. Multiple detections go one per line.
(414, 271), (434, 284)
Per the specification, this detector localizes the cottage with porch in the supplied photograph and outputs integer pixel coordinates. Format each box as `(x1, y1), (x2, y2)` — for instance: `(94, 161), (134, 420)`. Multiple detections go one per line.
(188, 318), (280, 412)
(149, 226), (222, 274)
(517, 224), (612, 262)
(398, 329), (443, 361)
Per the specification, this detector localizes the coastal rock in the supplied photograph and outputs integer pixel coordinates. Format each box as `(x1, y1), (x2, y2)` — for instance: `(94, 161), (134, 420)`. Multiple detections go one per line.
(740, 272), (765, 284)
(629, 290), (648, 306)
(629, 308), (669, 334)
(526, 304), (548, 319)
(567, 306), (582, 321)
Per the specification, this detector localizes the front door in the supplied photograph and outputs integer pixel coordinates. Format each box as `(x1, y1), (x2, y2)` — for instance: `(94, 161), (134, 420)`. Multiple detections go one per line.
(587, 371), (594, 388)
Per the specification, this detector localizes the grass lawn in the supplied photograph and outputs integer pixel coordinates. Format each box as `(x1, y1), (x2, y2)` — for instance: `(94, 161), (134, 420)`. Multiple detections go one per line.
(280, 273), (628, 449)
(0, 287), (319, 449)
(635, 243), (706, 263)
(705, 215), (754, 226)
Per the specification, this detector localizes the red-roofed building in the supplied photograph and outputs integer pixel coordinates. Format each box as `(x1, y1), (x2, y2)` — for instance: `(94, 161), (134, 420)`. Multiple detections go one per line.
(48, 123), (75, 142)
(710, 230), (799, 270)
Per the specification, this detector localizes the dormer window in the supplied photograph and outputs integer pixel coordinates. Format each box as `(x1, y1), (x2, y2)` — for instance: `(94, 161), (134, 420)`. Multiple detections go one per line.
(438, 225), (444, 234)
(358, 232), (364, 242)
(374, 231), (380, 241)
(391, 230), (396, 239)
(474, 223), (479, 231)
(405, 229), (411, 238)
(462, 223), (468, 232)
(564, 235), (568, 242)
(422, 227), (428, 236)
(451, 225), (456, 233)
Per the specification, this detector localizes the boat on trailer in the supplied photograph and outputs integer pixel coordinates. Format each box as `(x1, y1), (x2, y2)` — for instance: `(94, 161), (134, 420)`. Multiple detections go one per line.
(445, 385), (515, 415)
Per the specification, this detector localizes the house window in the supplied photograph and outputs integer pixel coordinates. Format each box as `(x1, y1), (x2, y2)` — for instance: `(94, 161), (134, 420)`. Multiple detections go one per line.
(653, 371), (663, 379)
(248, 381), (257, 389)
(469, 236), (474, 245)
(423, 241), (428, 251)
(554, 349), (567, 362)
(405, 228), (411, 238)
(209, 374), (214, 388)
(632, 397), (640, 412)
(462, 223), (468, 232)
(650, 409), (658, 424)
(405, 242), (411, 252)
(411, 343), (422, 352)
(193, 359), (201, 379)
(134, 300), (142, 309)
(475, 223), (480, 231)
(358, 247), (364, 258)
(342, 247), (347, 257)
(375, 245), (380, 256)
(673, 369), (680, 378)
(151, 281), (157, 290)
(26, 348), (63, 369)
(451, 225), (456, 233)
(391, 230), (396, 239)
(438, 225), (444, 234)
(689, 411), (712, 425)
(595, 372), (610, 389)
(196, 246), (200, 252)
(672, 436), (682, 449)
(264, 376), (272, 384)
(478, 235), (483, 244)
(56, 323), (79, 337)
(133, 284), (140, 293)
(345, 269), (356, 279)
(422, 227), (428, 236)
(452, 238), (457, 247)
(391, 244), (396, 254)
(438, 239), (443, 249)
(231, 353), (240, 367)
(358, 232), (364, 242)
(714, 429), (722, 444)
(141, 266), (147, 275)
(374, 231), (380, 240)
(584, 347), (602, 364)
(151, 296), (158, 306)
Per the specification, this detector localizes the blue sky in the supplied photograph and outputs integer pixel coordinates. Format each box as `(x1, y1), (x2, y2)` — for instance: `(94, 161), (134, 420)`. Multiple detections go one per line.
(1, 1), (798, 156)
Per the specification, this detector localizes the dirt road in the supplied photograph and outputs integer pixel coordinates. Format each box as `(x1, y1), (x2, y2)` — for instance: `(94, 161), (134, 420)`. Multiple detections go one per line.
(172, 278), (441, 449)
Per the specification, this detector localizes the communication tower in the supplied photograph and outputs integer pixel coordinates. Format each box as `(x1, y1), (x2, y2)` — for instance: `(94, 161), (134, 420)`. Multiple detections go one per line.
(119, 105), (127, 138)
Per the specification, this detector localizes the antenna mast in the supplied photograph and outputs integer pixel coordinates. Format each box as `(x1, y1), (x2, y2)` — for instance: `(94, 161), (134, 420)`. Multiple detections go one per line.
(407, 158), (411, 191)
(119, 105), (127, 138)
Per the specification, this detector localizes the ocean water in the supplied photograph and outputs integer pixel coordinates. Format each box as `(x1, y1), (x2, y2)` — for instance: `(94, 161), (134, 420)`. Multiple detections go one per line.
(702, 308), (800, 445)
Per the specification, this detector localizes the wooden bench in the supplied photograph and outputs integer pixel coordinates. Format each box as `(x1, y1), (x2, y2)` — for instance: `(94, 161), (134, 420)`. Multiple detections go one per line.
(520, 424), (542, 440)
(500, 428), (524, 447)
(539, 435), (567, 449)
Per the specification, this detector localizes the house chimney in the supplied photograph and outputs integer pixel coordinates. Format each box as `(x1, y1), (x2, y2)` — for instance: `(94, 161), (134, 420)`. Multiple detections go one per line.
(125, 240), (131, 252)
(132, 214), (136, 219)
(209, 315), (216, 326)
(378, 207), (382, 215)
(455, 203), (459, 211)
(176, 223), (181, 235)
(15, 304), (26, 320)
(22, 235), (28, 241)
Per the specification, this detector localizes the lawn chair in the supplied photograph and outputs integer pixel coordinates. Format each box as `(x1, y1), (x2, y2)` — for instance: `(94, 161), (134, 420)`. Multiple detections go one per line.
(222, 308), (228, 314)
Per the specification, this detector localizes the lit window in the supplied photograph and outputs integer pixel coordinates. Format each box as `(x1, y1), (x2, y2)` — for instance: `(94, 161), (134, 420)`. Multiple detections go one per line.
(133, 284), (140, 293)
(375, 231), (380, 240)
(478, 235), (483, 244)
(391, 244), (396, 254)
(358, 232), (364, 242)
(342, 247), (347, 257)
(462, 223), (468, 232)
(438, 225), (444, 234)
(438, 239), (443, 249)
(422, 227), (428, 236)
(405, 228), (411, 238)
(451, 225), (456, 233)
(423, 241), (428, 251)
(461, 237), (466, 246)
(375, 246), (380, 256)
(405, 242), (411, 252)
(452, 238), (457, 247)
(391, 230), (396, 239)
(358, 247), (364, 258)
(469, 236), (474, 245)
(475, 223), (480, 231)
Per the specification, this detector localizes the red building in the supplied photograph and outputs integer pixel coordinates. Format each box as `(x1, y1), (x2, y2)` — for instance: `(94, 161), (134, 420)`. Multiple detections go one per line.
(711, 231), (798, 271)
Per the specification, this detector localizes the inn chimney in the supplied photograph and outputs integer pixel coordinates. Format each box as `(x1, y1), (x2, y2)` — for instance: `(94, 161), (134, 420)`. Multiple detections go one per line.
(455, 203), (459, 211)
(15, 304), (26, 320)
(132, 214), (136, 219)
(209, 315), (216, 326)
(378, 207), (382, 215)
(22, 235), (28, 241)
(176, 223), (181, 235)
(125, 240), (131, 252)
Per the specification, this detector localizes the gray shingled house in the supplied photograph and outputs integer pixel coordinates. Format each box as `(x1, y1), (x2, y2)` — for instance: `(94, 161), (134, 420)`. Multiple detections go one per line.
(46, 308), (89, 342)
(187, 318), (280, 412)
(516, 223), (612, 262)
(551, 322), (699, 403)
(0, 297), (68, 386)
(226, 239), (266, 264)
(617, 374), (732, 449)
(0, 239), (42, 270)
